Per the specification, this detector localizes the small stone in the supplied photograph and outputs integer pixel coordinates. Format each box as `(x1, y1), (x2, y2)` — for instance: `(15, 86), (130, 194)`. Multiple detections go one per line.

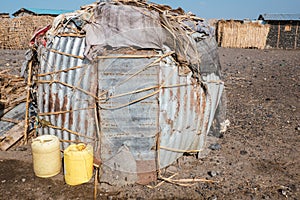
(265, 98), (271, 101)
(21, 178), (26, 183)
(208, 171), (218, 177)
(209, 143), (221, 150)
(1, 180), (6, 183)
(240, 150), (248, 155)
(278, 188), (288, 198)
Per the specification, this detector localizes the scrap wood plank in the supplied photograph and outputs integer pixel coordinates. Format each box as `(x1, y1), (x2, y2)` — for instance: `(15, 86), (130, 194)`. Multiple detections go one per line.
(0, 121), (24, 151)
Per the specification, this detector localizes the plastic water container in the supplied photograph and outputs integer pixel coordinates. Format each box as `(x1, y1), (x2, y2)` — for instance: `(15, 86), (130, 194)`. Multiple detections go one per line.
(31, 135), (61, 178)
(64, 143), (93, 186)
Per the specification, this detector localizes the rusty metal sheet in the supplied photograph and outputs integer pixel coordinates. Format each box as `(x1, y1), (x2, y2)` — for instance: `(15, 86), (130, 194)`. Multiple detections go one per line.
(38, 36), (97, 149)
(37, 44), (224, 172)
(158, 52), (210, 168)
(35, 11), (224, 186)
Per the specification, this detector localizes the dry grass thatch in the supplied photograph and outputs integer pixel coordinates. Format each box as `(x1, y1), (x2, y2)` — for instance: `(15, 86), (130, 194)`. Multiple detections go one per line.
(217, 20), (270, 49)
(0, 16), (54, 50)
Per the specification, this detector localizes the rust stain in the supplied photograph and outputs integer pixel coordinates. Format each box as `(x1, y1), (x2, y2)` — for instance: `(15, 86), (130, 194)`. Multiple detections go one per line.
(197, 91), (207, 135)
(169, 89), (173, 99)
(195, 85), (202, 115)
(69, 105), (73, 126)
(54, 93), (60, 119)
(77, 112), (81, 133)
(48, 92), (53, 113)
(183, 88), (188, 111)
(190, 85), (195, 111)
(84, 114), (88, 134)
(175, 85), (181, 117)
(61, 95), (68, 125)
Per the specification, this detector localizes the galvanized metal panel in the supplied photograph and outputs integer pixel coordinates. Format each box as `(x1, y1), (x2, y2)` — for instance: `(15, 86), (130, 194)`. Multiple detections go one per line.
(38, 43), (224, 171)
(259, 13), (300, 21)
(158, 53), (208, 168)
(0, 103), (25, 136)
(203, 73), (224, 134)
(14, 8), (73, 16)
(192, 73), (224, 153)
(38, 36), (97, 149)
(97, 56), (159, 164)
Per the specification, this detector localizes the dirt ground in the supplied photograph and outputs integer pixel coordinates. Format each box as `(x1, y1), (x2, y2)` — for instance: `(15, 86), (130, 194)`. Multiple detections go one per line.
(0, 47), (299, 199)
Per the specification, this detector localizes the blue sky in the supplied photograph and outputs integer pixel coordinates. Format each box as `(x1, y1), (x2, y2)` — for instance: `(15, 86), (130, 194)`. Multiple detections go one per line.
(0, 0), (299, 20)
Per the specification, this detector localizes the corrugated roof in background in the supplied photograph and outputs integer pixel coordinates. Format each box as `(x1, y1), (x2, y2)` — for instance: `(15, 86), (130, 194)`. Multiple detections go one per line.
(13, 8), (73, 16)
(258, 13), (300, 21)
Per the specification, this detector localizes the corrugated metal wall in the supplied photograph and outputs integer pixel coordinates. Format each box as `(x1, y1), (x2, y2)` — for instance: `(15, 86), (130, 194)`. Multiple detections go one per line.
(38, 36), (97, 149)
(37, 37), (224, 171)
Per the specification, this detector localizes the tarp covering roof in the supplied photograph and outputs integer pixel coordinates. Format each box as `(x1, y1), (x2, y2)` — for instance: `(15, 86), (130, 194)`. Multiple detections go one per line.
(12, 8), (74, 17)
(258, 13), (300, 21)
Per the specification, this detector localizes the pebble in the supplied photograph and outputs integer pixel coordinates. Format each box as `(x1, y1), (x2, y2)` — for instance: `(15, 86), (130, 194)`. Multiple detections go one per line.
(208, 171), (218, 177)
(208, 143), (221, 151)
(21, 178), (26, 183)
(1, 180), (6, 183)
(240, 150), (248, 155)
(265, 97), (271, 101)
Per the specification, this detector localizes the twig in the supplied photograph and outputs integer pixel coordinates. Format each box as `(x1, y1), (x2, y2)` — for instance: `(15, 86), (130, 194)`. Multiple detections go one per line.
(50, 48), (84, 60)
(113, 51), (174, 88)
(37, 79), (99, 101)
(38, 106), (96, 116)
(23, 60), (32, 144)
(160, 146), (202, 153)
(37, 65), (84, 77)
(43, 123), (95, 140)
(0, 69), (12, 74)
(159, 175), (216, 187)
(96, 54), (161, 59)
(99, 88), (160, 110)
(0, 118), (22, 124)
(101, 83), (192, 101)
(55, 33), (86, 38)
(147, 173), (178, 189)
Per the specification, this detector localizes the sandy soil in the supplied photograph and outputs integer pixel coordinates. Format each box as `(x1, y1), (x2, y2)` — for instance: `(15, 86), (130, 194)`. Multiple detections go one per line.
(0, 47), (299, 199)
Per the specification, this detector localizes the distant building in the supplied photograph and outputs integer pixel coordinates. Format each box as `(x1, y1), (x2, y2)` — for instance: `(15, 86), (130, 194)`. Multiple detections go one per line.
(216, 19), (269, 49)
(258, 14), (300, 49)
(0, 13), (10, 18)
(12, 8), (73, 17)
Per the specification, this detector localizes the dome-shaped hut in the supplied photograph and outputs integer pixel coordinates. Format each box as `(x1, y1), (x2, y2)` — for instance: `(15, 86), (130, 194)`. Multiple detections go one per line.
(27, 0), (224, 185)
